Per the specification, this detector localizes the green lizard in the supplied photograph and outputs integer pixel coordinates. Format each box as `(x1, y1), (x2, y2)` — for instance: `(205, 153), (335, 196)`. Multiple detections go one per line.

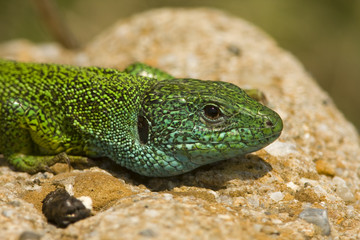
(0, 60), (282, 177)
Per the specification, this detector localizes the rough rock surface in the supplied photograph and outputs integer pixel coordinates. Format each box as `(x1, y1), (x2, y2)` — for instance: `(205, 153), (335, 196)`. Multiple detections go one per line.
(1, 8), (360, 240)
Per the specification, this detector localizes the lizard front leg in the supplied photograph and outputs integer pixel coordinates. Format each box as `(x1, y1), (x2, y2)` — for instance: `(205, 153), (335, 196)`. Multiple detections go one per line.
(1, 98), (87, 173)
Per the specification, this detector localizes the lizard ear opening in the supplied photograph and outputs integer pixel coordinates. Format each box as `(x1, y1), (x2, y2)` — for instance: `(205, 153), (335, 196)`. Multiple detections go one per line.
(137, 115), (149, 144)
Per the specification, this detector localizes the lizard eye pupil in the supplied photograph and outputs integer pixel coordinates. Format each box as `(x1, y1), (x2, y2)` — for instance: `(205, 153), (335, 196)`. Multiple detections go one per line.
(204, 105), (221, 119)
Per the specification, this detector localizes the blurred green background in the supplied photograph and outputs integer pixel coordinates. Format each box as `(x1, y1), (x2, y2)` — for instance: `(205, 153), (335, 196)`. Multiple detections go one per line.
(0, 0), (359, 133)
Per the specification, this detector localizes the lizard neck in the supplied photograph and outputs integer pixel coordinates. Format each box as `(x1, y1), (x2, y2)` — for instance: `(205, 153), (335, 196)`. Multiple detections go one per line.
(105, 137), (198, 177)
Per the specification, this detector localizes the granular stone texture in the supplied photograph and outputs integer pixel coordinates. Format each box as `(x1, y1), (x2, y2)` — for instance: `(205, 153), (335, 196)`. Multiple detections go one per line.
(1, 8), (360, 240)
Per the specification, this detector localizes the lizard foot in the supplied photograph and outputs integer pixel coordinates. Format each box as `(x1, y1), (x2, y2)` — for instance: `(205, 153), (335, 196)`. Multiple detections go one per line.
(7, 153), (89, 174)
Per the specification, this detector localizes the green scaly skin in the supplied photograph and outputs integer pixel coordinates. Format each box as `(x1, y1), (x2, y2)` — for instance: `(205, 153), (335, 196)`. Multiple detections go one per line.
(0, 59), (283, 177)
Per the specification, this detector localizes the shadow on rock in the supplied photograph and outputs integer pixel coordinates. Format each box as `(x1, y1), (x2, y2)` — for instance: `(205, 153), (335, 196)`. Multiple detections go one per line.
(119, 154), (273, 191)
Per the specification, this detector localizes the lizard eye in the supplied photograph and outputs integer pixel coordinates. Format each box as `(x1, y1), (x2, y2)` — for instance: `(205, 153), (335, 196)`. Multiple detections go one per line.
(203, 105), (222, 120)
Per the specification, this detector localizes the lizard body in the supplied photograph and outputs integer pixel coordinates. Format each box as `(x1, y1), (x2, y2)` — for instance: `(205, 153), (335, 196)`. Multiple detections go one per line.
(0, 60), (282, 177)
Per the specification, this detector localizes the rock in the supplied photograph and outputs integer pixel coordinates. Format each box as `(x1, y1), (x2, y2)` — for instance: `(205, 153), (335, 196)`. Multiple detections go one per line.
(1, 8), (360, 239)
(42, 188), (92, 228)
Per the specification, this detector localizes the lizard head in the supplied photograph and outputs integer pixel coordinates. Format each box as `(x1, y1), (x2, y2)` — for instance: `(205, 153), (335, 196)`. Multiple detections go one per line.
(136, 78), (283, 176)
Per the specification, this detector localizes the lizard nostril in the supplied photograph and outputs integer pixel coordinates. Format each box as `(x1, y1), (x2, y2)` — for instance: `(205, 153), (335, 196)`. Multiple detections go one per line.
(265, 120), (273, 127)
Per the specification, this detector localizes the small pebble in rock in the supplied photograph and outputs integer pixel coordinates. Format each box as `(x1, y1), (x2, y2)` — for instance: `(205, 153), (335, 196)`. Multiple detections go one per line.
(333, 176), (355, 202)
(264, 141), (297, 156)
(162, 193), (173, 201)
(19, 231), (42, 240)
(144, 209), (161, 218)
(299, 208), (331, 236)
(269, 192), (284, 202)
(286, 182), (300, 191)
(139, 228), (157, 237)
(2, 209), (14, 217)
(315, 159), (335, 177)
(227, 44), (242, 56)
(77, 196), (93, 210)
